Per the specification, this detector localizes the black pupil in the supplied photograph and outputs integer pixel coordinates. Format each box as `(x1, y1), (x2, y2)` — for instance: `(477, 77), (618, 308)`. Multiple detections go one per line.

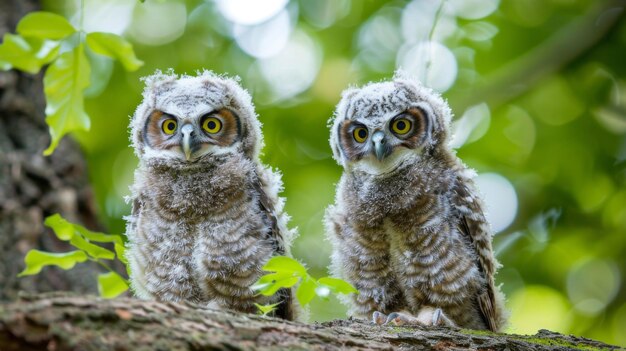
(166, 121), (174, 130)
(208, 121), (216, 130)
(357, 129), (367, 139)
(396, 121), (406, 130)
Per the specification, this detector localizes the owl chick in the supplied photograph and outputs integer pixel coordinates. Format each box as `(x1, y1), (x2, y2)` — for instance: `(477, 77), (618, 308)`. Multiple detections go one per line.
(125, 70), (296, 320)
(325, 74), (507, 331)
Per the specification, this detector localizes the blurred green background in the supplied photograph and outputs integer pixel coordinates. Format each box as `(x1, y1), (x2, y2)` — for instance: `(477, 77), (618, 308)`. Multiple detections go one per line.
(40, 0), (626, 345)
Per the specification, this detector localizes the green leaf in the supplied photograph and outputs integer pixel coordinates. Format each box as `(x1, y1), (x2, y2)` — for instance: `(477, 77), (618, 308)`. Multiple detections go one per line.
(254, 302), (280, 316)
(97, 272), (129, 298)
(75, 226), (123, 245)
(19, 250), (87, 276)
(262, 256), (307, 277)
(44, 213), (75, 240)
(17, 12), (76, 40)
(43, 43), (91, 155)
(252, 272), (300, 296)
(318, 277), (359, 295)
(0, 34), (59, 74)
(70, 234), (115, 260)
(115, 243), (128, 264)
(86, 32), (143, 71)
(45, 213), (123, 245)
(296, 276), (317, 306)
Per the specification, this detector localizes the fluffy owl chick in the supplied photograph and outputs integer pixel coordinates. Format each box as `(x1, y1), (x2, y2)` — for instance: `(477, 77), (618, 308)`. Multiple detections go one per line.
(325, 73), (507, 331)
(125, 70), (296, 320)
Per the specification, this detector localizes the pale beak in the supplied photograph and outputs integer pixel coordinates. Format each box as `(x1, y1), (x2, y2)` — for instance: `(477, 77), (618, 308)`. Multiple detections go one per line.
(372, 130), (391, 161)
(181, 124), (194, 161)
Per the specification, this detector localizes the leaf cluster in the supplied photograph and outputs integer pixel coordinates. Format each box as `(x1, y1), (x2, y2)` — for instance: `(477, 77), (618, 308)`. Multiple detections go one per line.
(252, 256), (358, 315)
(19, 214), (129, 299)
(0, 11), (143, 155)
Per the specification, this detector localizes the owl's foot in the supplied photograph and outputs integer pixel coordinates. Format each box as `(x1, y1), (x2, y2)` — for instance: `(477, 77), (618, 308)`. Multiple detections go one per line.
(372, 311), (388, 325)
(373, 306), (454, 327)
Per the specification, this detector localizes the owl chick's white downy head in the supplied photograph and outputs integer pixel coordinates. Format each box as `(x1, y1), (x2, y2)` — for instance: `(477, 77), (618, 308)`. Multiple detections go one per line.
(130, 70), (263, 164)
(329, 72), (453, 172)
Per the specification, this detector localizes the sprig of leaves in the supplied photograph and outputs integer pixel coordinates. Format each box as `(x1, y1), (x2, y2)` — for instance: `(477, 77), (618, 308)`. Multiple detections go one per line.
(252, 256), (358, 315)
(19, 214), (129, 299)
(0, 11), (143, 155)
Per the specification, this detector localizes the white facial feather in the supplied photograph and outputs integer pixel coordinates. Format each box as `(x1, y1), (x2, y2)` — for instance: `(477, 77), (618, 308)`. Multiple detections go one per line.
(130, 69), (263, 160)
(329, 72), (453, 167)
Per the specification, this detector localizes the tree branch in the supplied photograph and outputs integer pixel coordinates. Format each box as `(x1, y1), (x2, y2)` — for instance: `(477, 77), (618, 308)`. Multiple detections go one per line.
(449, 0), (626, 113)
(0, 294), (620, 350)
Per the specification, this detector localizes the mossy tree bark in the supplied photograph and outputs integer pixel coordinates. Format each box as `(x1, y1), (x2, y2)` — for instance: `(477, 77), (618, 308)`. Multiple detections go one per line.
(0, 0), (104, 300)
(0, 294), (621, 351)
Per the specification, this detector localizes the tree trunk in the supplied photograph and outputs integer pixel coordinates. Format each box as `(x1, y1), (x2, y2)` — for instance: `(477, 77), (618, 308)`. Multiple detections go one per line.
(0, 294), (620, 351)
(0, 0), (103, 300)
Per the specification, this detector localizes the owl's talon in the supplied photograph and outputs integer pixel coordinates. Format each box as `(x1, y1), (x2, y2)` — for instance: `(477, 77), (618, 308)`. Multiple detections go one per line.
(384, 312), (416, 326)
(432, 308), (442, 325)
(384, 312), (399, 325)
(372, 311), (387, 325)
(380, 308), (453, 327)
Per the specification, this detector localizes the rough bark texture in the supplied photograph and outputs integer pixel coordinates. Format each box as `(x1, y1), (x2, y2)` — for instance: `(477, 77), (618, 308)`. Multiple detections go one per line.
(0, 0), (104, 300)
(0, 294), (621, 351)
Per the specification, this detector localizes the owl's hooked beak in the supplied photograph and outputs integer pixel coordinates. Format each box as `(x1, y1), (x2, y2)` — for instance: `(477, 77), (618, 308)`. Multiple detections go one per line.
(181, 124), (194, 161)
(372, 131), (392, 161)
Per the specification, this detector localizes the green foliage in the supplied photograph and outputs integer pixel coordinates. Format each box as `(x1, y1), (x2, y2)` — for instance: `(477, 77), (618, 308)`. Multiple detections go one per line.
(252, 256), (357, 310)
(16, 12), (76, 40)
(0, 9), (142, 155)
(43, 44), (91, 155)
(86, 33), (144, 71)
(4, 0), (624, 344)
(0, 34), (59, 73)
(19, 214), (128, 299)
(254, 302), (282, 316)
(98, 271), (129, 299)
(19, 250), (87, 276)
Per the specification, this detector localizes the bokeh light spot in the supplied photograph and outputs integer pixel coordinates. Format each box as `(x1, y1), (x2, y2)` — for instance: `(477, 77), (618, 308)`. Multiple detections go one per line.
(216, 0), (288, 25)
(503, 106), (536, 159)
(80, 0), (134, 35)
(526, 77), (584, 126)
(312, 58), (356, 103)
(449, 0), (500, 20)
(450, 103), (491, 148)
(401, 0), (457, 43)
(463, 21), (499, 41)
(508, 285), (572, 334)
(234, 9), (291, 59)
(575, 173), (614, 213)
(475, 173), (518, 233)
(128, 1), (186, 46)
(397, 41), (458, 92)
(567, 259), (621, 316)
(301, 0), (351, 29)
(258, 29), (322, 101)
(356, 6), (403, 73)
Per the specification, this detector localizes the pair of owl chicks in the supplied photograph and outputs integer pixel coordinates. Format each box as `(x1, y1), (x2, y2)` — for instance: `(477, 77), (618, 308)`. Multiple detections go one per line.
(125, 70), (506, 331)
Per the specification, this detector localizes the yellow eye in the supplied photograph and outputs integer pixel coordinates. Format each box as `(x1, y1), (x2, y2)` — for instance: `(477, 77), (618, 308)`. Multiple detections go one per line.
(202, 117), (222, 134)
(353, 127), (368, 143)
(391, 118), (412, 135)
(162, 119), (177, 135)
